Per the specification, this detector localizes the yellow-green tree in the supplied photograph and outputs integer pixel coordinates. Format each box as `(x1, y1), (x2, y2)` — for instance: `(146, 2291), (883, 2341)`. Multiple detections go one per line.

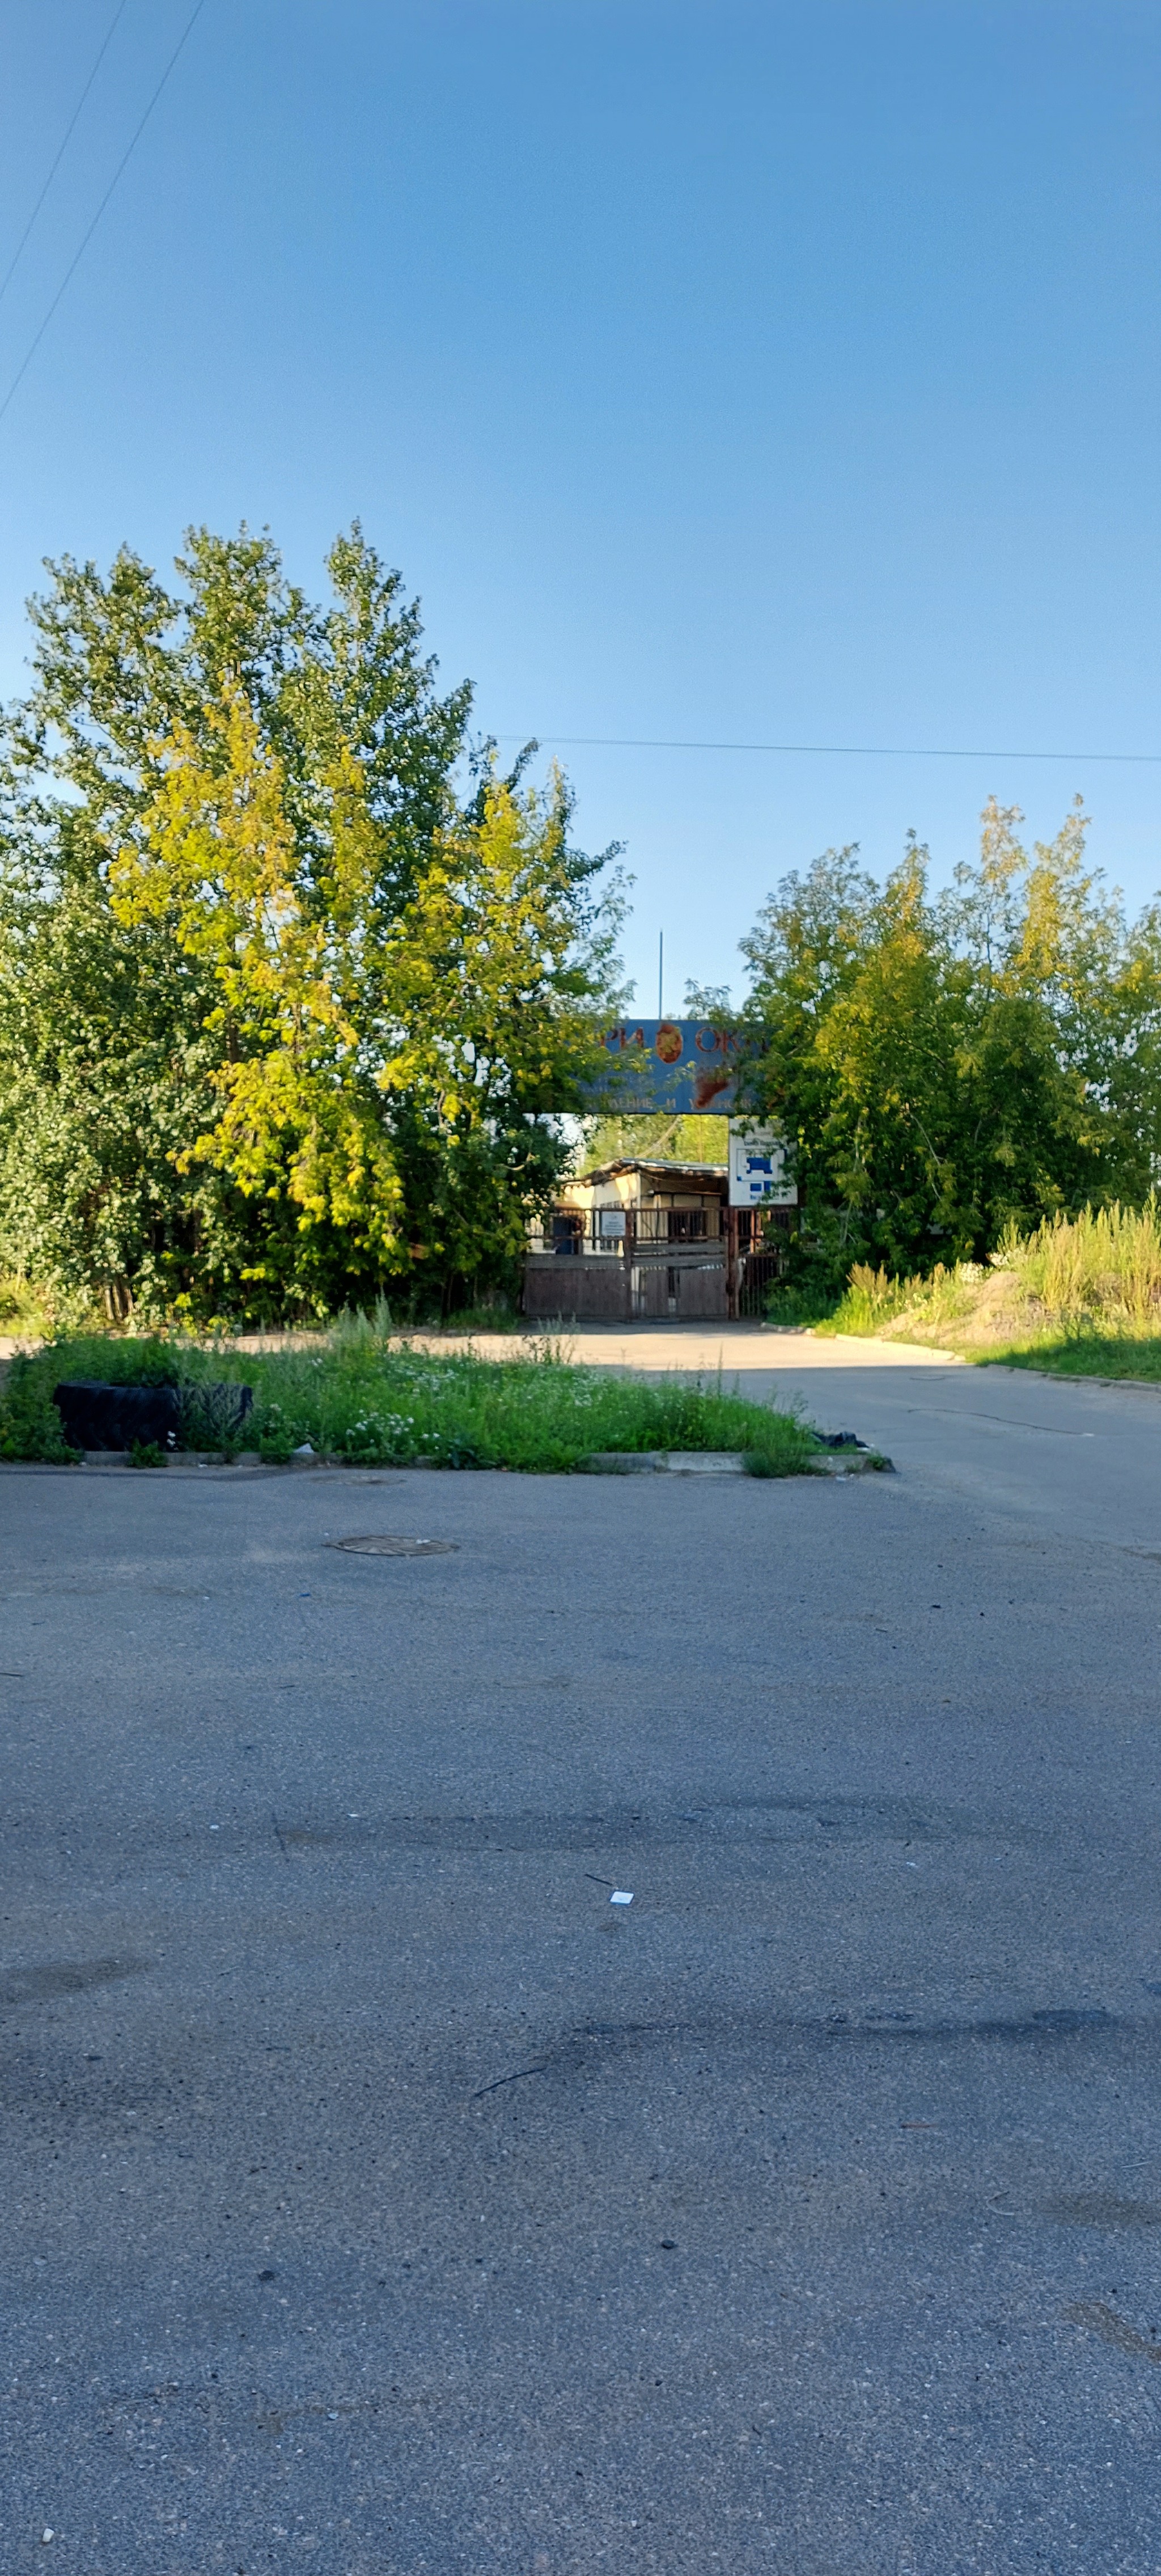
(111, 694), (404, 1282)
(741, 799), (1161, 1294)
(0, 525), (622, 1319)
(378, 767), (621, 1294)
(108, 689), (619, 1310)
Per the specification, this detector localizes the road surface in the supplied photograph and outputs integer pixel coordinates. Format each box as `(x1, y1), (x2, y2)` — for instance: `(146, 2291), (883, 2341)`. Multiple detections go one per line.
(505, 1322), (1161, 1553)
(3, 1336), (1161, 2571)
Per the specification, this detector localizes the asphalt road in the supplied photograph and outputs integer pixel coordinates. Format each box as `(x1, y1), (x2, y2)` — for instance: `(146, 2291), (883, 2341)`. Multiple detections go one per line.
(3, 1346), (1161, 2573)
(515, 1323), (1161, 1554)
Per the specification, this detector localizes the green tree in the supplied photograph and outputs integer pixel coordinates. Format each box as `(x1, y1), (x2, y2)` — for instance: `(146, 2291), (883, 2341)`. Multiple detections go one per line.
(0, 795), (224, 1319)
(741, 800), (1161, 1293)
(0, 526), (620, 1319)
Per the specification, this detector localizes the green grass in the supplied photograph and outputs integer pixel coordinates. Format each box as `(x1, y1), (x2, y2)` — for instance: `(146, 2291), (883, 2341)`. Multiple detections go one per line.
(990, 1331), (1161, 1382)
(763, 1282), (844, 1328)
(128, 1438), (167, 1468)
(816, 1203), (1161, 1379)
(0, 1274), (54, 1339)
(1005, 1199), (1161, 1322)
(816, 1261), (982, 1340)
(0, 1314), (820, 1473)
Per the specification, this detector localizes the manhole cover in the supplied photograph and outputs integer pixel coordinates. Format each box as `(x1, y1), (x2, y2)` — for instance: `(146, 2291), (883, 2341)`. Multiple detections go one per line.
(330, 1535), (458, 1557)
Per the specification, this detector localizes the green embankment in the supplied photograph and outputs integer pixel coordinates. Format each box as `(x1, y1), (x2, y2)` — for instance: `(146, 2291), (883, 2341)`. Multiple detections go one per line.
(812, 1202), (1161, 1380)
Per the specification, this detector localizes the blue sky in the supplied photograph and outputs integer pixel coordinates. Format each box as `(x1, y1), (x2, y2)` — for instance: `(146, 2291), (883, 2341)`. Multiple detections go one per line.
(1, 0), (1158, 1007)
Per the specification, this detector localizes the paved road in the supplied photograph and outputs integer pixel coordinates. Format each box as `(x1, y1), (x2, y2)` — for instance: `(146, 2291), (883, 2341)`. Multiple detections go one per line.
(509, 1323), (1161, 1553)
(3, 1344), (1161, 2572)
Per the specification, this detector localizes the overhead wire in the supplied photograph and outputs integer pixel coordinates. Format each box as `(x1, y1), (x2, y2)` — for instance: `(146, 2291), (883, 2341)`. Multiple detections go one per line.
(0, 0), (130, 312)
(493, 733), (1160, 765)
(0, 0), (209, 428)
(0, 13), (1152, 786)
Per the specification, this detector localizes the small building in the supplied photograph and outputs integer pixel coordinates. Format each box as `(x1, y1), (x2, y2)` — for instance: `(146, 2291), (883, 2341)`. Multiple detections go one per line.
(523, 1158), (790, 1322)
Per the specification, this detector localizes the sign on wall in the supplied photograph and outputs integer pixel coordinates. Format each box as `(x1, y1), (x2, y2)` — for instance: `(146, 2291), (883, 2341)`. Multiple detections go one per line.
(727, 1121), (797, 1207)
(590, 1020), (740, 1113)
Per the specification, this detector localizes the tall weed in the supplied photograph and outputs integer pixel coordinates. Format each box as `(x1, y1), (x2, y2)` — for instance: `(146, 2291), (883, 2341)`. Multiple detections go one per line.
(820, 1261), (980, 1337)
(1005, 1200), (1161, 1325)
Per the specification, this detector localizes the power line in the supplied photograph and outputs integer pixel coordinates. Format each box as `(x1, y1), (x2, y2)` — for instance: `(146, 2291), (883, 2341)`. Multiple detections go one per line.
(494, 731), (1161, 765)
(0, 0), (130, 312)
(0, 0), (208, 428)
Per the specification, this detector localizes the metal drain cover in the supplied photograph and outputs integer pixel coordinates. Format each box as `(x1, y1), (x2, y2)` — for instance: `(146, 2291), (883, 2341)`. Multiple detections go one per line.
(331, 1535), (458, 1557)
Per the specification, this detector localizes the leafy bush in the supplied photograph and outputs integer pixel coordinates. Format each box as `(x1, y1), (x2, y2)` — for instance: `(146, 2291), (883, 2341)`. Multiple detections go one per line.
(0, 1352), (80, 1461)
(26, 1331), (186, 1386)
(762, 1281), (838, 1327)
(0, 1275), (54, 1338)
(129, 1439), (166, 1469)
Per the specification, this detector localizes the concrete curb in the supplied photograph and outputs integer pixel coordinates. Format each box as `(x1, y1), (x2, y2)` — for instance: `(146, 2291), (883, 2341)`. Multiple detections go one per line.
(579, 1448), (894, 1477)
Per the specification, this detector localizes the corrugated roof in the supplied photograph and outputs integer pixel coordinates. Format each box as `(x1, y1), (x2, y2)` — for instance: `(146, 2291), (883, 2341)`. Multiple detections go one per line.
(571, 1158), (727, 1185)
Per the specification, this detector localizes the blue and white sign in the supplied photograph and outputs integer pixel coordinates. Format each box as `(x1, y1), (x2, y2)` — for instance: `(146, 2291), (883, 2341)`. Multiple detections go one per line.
(589, 1020), (740, 1113)
(727, 1121), (797, 1208)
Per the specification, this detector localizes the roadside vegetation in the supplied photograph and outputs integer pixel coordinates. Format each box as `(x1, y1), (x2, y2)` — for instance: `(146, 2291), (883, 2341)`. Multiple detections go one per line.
(0, 526), (624, 1329)
(0, 1316), (819, 1473)
(0, 1275), (53, 1339)
(806, 1201), (1161, 1380)
(579, 1112), (730, 1170)
(741, 803), (1161, 1303)
(5, 522), (1160, 1351)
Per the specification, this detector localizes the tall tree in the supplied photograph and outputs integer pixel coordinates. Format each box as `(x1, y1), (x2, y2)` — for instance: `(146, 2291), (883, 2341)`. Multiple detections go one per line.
(0, 527), (619, 1317)
(741, 800), (1161, 1291)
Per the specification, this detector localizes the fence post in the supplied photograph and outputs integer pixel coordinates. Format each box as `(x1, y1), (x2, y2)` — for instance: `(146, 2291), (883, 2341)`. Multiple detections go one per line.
(624, 1209), (636, 1321)
(726, 1206), (740, 1320)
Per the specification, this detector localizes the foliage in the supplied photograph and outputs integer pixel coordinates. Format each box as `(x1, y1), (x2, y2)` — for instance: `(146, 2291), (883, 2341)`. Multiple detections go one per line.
(740, 800), (1161, 1293)
(129, 1439), (166, 1468)
(817, 1200), (1161, 1376)
(578, 1112), (729, 1171)
(0, 525), (621, 1322)
(1006, 1197), (1161, 1325)
(997, 1333), (1161, 1382)
(762, 1281), (839, 1327)
(819, 1261), (981, 1339)
(0, 1321), (818, 1473)
(368, 764), (624, 1301)
(0, 1275), (54, 1337)
(0, 1351), (80, 1461)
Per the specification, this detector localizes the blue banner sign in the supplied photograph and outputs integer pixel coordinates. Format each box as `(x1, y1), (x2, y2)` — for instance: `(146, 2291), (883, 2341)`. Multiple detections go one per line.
(589, 1020), (740, 1114)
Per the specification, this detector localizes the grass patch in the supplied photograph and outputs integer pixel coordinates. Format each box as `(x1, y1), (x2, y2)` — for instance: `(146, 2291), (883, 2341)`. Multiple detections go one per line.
(816, 1261), (982, 1342)
(762, 1282), (839, 1328)
(129, 1438), (167, 1469)
(0, 1314), (820, 1473)
(990, 1332), (1161, 1383)
(817, 1202), (1161, 1378)
(0, 1274), (54, 1340)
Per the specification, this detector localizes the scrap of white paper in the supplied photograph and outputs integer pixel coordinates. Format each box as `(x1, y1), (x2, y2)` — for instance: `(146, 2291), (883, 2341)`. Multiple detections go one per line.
(610, 1889), (634, 1905)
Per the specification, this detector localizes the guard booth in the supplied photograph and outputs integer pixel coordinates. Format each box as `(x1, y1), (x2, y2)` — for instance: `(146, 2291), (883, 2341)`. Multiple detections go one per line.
(522, 1019), (798, 1323)
(525, 1157), (730, 1320)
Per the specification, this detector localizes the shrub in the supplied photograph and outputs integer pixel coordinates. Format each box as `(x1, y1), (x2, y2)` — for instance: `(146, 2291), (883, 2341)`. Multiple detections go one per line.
(129, 1439), (166, 1469)
(0, 1352), (80, 1462)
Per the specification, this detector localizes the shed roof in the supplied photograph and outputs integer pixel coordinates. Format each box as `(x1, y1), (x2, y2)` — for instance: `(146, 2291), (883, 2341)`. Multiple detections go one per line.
(571, 1157), (727, 1187)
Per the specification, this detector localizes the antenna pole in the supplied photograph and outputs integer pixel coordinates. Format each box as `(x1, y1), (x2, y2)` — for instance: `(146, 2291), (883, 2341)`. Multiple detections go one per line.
(658, 929), (664, 1020)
